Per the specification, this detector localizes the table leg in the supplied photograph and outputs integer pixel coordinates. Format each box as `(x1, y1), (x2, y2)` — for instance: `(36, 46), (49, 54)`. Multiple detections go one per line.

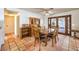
(74, 32), (76, 38)
(52, 37), (54, 47)
(45, 35), (47, 46)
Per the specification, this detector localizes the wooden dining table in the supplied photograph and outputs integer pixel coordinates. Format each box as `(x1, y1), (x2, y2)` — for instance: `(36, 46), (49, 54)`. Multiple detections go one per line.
(40, 28), (55, 46)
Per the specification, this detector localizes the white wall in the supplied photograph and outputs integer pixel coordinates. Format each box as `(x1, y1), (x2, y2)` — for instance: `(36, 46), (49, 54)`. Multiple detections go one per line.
(43, 16), (48, 28)
(0, 8), (4, 48)
(7, 8), (44, 27)
(0, 9), (4, 20)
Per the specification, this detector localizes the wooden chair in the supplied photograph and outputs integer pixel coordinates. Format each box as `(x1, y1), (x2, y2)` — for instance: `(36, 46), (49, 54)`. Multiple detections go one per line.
(48, 26), (58, 46)
(33, 27), (41, 50)
(33, 27), (47, 50)
(52, 26), (58, 46)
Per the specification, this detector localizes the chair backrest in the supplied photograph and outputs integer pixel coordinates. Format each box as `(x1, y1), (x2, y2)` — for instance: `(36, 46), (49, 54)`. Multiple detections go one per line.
(51, 26), (58, 37)
(31, 25), (38, 36)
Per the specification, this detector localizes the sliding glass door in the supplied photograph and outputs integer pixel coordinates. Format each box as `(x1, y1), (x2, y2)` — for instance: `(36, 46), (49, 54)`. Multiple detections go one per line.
(58, 17), (65, 33)
(51, 18), (57, 26)
(48, 15), (71, 35)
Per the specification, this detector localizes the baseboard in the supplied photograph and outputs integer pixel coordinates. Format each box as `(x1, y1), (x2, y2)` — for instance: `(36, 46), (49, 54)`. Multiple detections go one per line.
(5, 33), (14, 36)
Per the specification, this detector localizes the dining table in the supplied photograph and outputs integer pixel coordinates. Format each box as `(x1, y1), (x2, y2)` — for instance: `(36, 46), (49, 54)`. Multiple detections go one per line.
(40, 28), (55, 46)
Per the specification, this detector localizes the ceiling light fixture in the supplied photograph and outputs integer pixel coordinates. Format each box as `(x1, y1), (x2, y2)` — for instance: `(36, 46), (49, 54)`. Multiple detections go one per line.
(48, 11), (52, 14)
(45, 13), (49, 16)
(44, 11), (52, 16)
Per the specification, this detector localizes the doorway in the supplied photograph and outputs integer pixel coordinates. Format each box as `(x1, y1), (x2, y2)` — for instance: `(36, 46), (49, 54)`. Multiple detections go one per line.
(48, 15), (71, 35)
(4, 9), (20, 37)
(5, 15), (15, 35)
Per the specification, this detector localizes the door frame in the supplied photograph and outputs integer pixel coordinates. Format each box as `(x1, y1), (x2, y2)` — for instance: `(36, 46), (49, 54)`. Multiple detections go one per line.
(4, 9), (20, 37)
(48, 15), (71, 35)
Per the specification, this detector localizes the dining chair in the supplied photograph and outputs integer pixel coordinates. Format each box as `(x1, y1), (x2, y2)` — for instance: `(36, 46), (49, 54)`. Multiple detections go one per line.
(33, 27), (47, 50)
(48, 26), (58, 46)
(33, 27), (41, 51)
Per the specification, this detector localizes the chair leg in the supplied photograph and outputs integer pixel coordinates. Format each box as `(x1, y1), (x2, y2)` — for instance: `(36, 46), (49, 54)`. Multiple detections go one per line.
(55, 37), (56, 43)
(45, 37), (47, 46)
(39, 39), (41, 51)
(34, 39), (36, 47)
(52, 38), (54, 47)
(57, 35), (59, 40)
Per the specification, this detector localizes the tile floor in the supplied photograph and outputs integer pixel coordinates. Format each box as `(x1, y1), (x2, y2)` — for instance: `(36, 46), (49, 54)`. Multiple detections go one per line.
(1, 34), (35, 51)
(1, 34), (79, 51)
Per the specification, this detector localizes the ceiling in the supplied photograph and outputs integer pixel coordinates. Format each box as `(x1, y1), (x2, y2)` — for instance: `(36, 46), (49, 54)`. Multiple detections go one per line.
(4, 8), (18, 15)
(20, 8), (79, 15)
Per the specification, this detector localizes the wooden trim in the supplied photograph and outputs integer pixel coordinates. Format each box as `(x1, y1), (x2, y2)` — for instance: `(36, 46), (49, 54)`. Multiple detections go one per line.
(56, 18), (58, 27)
(65, 16), (68, 35)
(68, 15), (71, 36)
(48, 18), (51, 28)
(48, 15), (71, 19)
